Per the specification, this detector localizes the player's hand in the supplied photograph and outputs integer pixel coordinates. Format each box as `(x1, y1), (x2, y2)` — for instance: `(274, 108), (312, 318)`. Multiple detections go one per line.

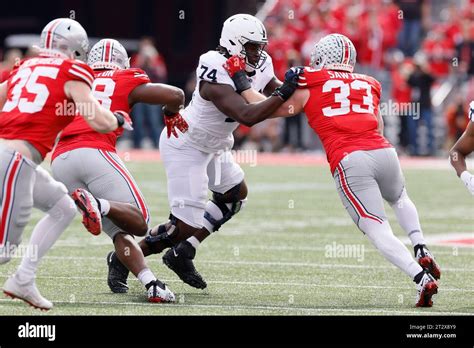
(164, 110), (189, 138)
(223, 55), (251, 94)
(114, 111), (133, 131)
(272, 66), (305, 101)
(223, 55), (246, 77)
(460, 171), (474, 196)
(284, 66), (305, 86)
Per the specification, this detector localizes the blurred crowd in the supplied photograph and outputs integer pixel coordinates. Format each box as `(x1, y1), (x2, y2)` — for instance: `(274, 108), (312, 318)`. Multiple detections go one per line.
(129, 37), (168, 149)
(0, 0), (472, 156)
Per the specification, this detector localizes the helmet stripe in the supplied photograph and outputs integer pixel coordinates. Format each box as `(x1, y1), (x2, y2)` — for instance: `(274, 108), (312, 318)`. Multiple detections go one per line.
(343, 37), (350, 65)
(45, 19), (61, 49)
(103, 40), (111, 62)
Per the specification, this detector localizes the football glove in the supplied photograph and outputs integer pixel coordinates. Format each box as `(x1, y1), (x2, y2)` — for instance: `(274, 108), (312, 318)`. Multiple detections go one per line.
(272, 66), (305, 101)
(114, 111), (133, 131)
(460, 171), (474, 196)
(223, 55), (251, 94)
(163, 107), (189, 138)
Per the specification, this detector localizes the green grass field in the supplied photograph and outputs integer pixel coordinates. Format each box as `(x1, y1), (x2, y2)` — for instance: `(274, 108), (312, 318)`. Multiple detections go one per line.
(0, 160), (473, 315)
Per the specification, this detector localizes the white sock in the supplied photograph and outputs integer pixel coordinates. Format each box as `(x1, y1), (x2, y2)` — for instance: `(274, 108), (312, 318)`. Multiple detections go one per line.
(360, 219), (423, 279)
(97, 198), (110, 216)
(187, 236), (200, 249)
(390, 188), (426, 247)
(137, 268), (156, 287)
(17, 195), (76, 283)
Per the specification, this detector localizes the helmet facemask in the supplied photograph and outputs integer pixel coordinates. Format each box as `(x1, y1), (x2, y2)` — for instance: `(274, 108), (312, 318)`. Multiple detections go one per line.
(241, 40), (267, 70)
(310, 50), (327, 71)
(53, 34), (89, 61)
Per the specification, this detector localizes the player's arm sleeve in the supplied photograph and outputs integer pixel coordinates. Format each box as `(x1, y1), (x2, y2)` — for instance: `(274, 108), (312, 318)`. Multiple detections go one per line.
(65, 60), (94, 89)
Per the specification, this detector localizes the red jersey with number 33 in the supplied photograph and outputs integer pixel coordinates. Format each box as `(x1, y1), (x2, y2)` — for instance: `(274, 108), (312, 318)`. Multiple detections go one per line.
(52, 68), (150, 161)
(300, 68), (392, 173)
(0, 57), (94, 158)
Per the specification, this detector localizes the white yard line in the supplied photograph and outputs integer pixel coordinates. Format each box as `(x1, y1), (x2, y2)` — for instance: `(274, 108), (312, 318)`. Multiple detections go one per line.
(224, 245), (472, 255)
(0, 299), (470, 315)
(39, 256), (474, 272)
(0, 274), (472, 292)
(52, 242), (473, 254)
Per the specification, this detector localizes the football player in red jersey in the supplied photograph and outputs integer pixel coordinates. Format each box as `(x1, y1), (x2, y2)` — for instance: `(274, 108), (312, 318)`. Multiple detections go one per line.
(51, 39), (186, 302)
(230, 34), (441, 307)
(450, 101), (474, 195)
(0, 19), (131, 310)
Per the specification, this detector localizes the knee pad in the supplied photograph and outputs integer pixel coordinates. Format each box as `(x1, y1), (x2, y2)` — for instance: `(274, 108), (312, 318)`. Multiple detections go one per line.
(203, 187), (247, 232)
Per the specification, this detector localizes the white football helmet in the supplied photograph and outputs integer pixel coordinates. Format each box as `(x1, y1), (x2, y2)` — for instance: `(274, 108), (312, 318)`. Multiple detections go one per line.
(38, 18), (89, 62)
(88, 39), (130, 70)
(310, 34), (357, 73)
(219, 13), (268, 71)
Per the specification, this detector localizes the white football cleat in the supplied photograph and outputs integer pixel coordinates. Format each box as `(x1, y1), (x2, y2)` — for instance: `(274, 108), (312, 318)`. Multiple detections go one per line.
(415, 272), (438, 308)
(146, 280), (176, 303)
(3, 274), (53, 311)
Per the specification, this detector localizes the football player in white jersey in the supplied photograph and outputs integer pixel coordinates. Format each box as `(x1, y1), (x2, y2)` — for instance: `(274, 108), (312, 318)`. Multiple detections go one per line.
(450, 101), (474, 195)
(107, 14), (301, 289)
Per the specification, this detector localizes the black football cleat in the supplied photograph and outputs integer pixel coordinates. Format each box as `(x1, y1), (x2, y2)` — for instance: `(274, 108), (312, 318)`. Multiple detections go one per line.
(107, 251), (130, 293)
(162, 241), (207, 289)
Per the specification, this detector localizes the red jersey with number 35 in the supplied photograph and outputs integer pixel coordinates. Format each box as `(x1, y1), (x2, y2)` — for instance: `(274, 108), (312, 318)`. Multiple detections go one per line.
(0, 57), (94, 158)
(300, 68), (392, 173)
(52, 68), (150, 161)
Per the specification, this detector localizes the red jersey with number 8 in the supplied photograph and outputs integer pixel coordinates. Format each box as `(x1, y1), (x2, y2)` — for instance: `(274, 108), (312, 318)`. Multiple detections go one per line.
(300, 68), (392, 173)
(52, 68), (150, 161)
(0, 57), (94, 158)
